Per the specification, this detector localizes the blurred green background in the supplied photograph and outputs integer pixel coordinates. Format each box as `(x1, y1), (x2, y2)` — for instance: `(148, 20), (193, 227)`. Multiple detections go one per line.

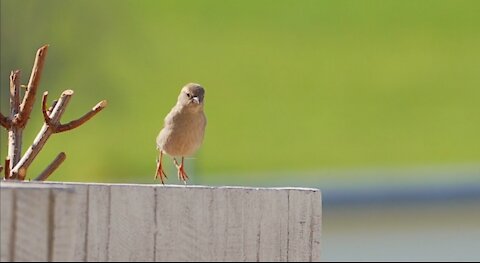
(1, 0), (479, 183)
(2, 1), (480, 261)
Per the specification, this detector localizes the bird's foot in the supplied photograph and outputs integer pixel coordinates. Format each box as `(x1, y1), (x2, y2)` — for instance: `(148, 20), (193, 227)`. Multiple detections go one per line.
(177, 164), (189, 184)
(155, 159), (167, 184)
(173, 158), (189, 184)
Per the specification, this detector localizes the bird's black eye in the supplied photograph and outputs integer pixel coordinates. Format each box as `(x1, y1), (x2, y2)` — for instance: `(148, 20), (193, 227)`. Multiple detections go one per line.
(186, 93), (191, 98)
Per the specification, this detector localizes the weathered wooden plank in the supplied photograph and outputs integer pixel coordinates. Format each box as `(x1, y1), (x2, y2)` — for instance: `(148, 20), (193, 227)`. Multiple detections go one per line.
(1, 182), (79, 262)
(1, 182), (321, 262)
(310, 191), (322, 262)
(68, 184), (88, 262)
(51, 186), (79, 262)
(0, 186), (14, 262)
(155, 186), (205, 262)
(154, 186), (177, 262)
(240, 188), (262, 262)
(108, 185), (155, 262)
(185, 187), (217, 262)
(85, 184), (111, 262)
(208, 187), (229, 262)
(50, 182), (108, 261)
(154, 186), (293, 262)
(287, 189), (322, 262)
(223, 187), (247, 261)
(13, 187), (50, 262)
(257, 189), (289, 262)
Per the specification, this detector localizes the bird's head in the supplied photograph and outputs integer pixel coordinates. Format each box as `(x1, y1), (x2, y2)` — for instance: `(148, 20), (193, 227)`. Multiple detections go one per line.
(178, 83), (205, 110)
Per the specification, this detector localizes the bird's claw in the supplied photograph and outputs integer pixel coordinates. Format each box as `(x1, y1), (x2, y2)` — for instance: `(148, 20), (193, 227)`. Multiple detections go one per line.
(155, 159), (167, 184)
(173, 157), (189, 184)
(177, 165), (189, 184)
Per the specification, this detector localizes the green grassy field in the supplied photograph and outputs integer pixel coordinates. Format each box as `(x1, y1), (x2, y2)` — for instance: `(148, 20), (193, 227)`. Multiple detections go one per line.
(1, 0), (479, 183)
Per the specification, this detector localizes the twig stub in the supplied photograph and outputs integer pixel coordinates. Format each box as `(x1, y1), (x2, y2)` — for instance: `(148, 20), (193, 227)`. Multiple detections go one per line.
(4, 158), (11, 179)
(35, 152), (66, 181)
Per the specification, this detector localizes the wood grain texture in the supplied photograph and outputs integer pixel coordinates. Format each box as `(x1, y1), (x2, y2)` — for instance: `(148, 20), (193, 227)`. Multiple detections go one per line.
(50, 182), (110, 262)
(288, 189), (322, 262)
(155, 186), (199, 262)
(310, 191), (322, 262)
(108, 185), (155, 262)
(69, 184), (88, 262)
(13, 187), (50, 262)
(0, 187), (14, 262)
(154, 186), (313, 262)
(1, 183), (321, 262)
(51, 186), (79, 262)
(85, 184), (110, 262)
(257, 189), (289, 262)
(0, 182), (78, 262)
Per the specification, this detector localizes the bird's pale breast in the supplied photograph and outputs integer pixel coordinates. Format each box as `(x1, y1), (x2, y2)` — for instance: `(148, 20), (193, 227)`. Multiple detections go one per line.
(156, 107), (206, 157)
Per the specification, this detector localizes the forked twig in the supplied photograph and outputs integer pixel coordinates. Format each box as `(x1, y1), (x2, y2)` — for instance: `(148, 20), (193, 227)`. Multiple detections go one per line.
(42, 91), (107, 133)
(11, 90), (73, 179)
(12, 90), (107, 180)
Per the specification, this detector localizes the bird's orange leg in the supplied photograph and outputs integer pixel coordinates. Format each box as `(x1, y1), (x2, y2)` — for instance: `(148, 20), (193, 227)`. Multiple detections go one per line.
(173, 157), (189, 184)
(155, 151), (167, 184)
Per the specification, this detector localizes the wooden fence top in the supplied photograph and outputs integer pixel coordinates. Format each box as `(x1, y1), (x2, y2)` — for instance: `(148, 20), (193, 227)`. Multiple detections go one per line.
(1, 181), (322, 262)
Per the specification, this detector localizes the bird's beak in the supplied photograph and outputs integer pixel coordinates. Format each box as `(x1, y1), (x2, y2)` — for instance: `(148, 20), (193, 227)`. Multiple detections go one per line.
(192, 97), (200, 104)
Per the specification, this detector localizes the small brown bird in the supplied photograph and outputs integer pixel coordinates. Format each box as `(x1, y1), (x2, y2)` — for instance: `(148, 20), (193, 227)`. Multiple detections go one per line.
(155, 83), (207, 184)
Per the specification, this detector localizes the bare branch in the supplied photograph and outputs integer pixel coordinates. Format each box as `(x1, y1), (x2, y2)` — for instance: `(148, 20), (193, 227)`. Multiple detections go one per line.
(10, 70), (21, 115)
(8, 71), (23, 177)
(34, 152), (66, 181)
(16, 45), (49, 128)
(54, 100), (107, 133)
(11, 90), (73, 180)
(0, 113), (10, 129)
(4, 45), (107, 181)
